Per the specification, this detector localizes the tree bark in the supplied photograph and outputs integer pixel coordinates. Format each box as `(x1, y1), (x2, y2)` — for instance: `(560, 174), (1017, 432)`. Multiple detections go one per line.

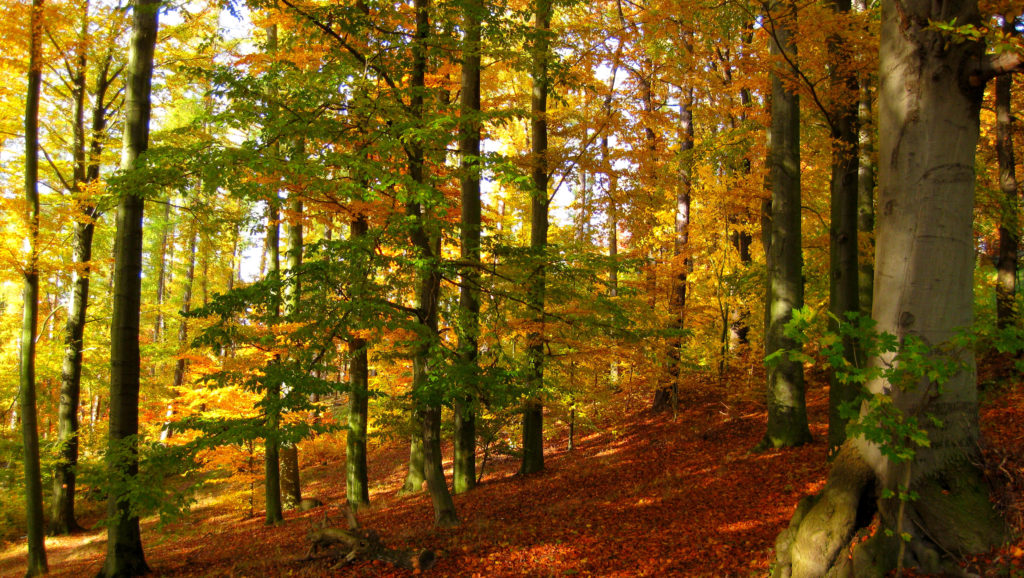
(346, 216), (370, 508)
(52, 3), (114, 535)
(522, 0), (551, 476)
(761, 0), (812, 449)
(100, 0), (159, 574)
(281, 191), (304, 509)
(262, 22), (284, 527)
(454, 0), (483, 494)
(995, 25), (1019, 329)
(404, 0), (458, 526)
(163, 226), (197, 443)
(22, 0), (48, 572)
(827, 0), (862, 452)
(264, 198), (284, 525)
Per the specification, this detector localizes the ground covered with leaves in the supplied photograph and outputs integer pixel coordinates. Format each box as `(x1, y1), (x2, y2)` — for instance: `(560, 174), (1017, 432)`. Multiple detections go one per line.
(3, 361), (1023, 577)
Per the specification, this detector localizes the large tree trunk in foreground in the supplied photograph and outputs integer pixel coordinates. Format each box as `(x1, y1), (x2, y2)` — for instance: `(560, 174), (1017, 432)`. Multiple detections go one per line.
(774, 0), (1010, 574)
(100, 0), (159, 574)
(21, 0), (48, 572)
(761, 0), (811, 449)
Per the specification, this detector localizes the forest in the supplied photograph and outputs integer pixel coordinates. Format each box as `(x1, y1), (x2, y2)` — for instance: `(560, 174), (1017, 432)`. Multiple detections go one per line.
(1, 0), (1024, 574)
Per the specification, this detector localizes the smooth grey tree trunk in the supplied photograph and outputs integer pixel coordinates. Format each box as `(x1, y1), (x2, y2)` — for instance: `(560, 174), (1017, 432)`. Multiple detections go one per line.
(761, 1), (811, 449)
(100, 0), (159, 574)
(21, 0), (48, 572)
(162, 225), (197, 443)
(522, 0), (551, 476)
(454, 0), (482, 495)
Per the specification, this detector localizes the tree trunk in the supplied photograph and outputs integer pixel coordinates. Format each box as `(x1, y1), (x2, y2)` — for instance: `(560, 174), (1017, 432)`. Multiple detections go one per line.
(400, 429), (426, 494)
(761, 0), (811, 449)
(52, 3), (111, 535)
(522, 0), (551, 476)
(264, 197), (284, 525)
(855, 7), (875, 319)
(153, 201), (173, 343)
(100, 0), (159, 574)
(281, 191), (304, 509)
(658, 87), (694, 414)
(163, 226), (198, 443)
(404, 0), (458, 526)
(21, 0), (48, 571)
(346, 216), (370, 509)
(995, 29), (1018, 329)
(262, 22), (284, 527)
(774, 0), (1011, 572)
(826, 0), (862, 452)
(454, 0), (482, 495)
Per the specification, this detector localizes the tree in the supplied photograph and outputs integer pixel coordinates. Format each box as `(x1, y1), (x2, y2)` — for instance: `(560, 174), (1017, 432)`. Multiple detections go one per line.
(994, 16), (1019, 330)
(454, 0), (483, 496)
(760, 0), (812, 449)
(826, 0), (863, 451)
(773, 0), (1021, 573)
(52, 25), (121, 535)
(521, 0), (552, 476)
(21, 0), (49, 573)
(99, 0), (159, 573)
(406, 0), (458, 527)
(346, 214), (370, 509)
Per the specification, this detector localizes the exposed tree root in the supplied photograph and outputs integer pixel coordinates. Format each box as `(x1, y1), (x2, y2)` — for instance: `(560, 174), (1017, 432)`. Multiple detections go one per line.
(773, 442), (1007, 577)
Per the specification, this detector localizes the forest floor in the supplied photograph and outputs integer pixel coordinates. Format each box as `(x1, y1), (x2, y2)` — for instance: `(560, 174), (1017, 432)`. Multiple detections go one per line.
(3, 356), (1024, 577)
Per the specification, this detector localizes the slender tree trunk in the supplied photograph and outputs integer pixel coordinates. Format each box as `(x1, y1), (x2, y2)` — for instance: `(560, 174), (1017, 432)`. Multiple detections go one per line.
(855, 0), (875, 319)
(162, 226), (197, 443)
(52, 3), (108, 534)
(404, 0), (458, 527)
(761, 1), (811, 449)
(153, 202), (172, 342)
(521, 0), (551, 476)
(346, 216), (370, 507)
(262, 22), (284, 527)
(826, 0), (862, 451)
(21, 0), (48, 572)
(280, 192), (303, 508)
(995, 30), (1019, 329)
(454, 0), (483, 495)
(100, 0), (159, 574)
(264, 198), (283, 525)
(657, 87), (694, 414)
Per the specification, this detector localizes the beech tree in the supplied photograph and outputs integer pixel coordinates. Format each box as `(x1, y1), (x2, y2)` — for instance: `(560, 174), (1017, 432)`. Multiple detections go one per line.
(21, 0), (49, 573)
(773, 0), (1021, 574)
(521, 0), (552, 476)
(760, 0), (812, 449)
(100, 0), (159, 573)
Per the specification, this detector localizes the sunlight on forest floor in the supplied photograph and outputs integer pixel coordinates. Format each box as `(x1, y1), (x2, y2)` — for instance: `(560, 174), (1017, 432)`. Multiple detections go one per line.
(2, 356), (1023, 576)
